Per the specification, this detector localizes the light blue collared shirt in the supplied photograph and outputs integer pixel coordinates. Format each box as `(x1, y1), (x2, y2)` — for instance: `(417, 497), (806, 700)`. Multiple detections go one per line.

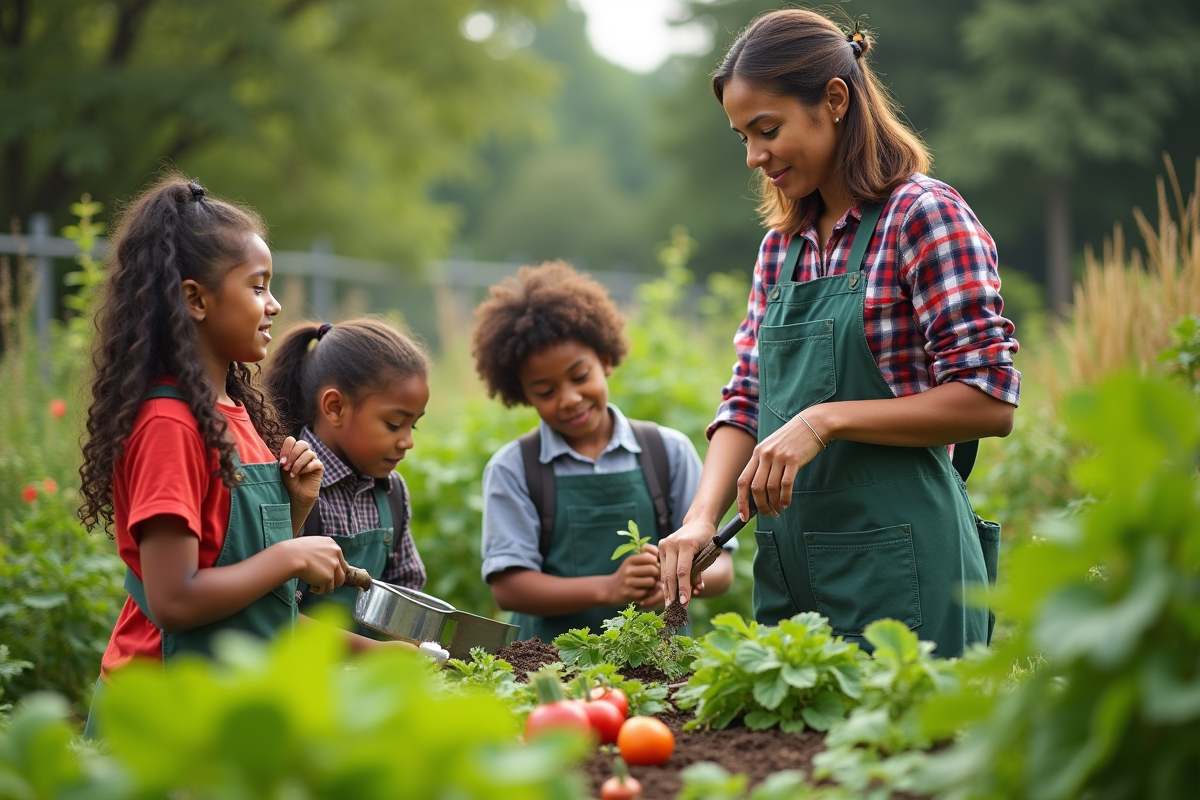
(480, 404), (724, 581)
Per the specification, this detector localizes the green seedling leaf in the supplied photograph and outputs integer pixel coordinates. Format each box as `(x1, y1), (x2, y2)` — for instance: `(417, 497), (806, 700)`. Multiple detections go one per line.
(611, 520), (651, 560)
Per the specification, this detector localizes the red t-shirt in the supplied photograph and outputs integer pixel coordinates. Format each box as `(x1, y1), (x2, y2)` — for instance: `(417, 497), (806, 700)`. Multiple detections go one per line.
(99, 392), (276, 677)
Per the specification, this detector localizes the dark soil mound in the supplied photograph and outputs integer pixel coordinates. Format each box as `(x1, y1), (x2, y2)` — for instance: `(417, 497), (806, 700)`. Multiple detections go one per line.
(494, 638), (561, 682)
(618, 663), (672, 685)
(662, 602), (690, 630)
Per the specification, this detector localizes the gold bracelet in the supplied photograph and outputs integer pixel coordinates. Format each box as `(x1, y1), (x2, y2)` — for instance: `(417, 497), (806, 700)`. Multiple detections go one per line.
(796, 412), (828, 451)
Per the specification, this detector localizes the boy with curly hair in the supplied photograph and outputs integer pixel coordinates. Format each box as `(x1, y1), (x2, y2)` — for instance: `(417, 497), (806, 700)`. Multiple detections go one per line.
(472, 261), (734, 641)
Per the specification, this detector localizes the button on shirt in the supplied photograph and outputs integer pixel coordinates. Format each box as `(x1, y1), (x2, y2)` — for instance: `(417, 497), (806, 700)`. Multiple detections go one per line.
(711, 173), (1020, 440)
(300, 427), (426, 589)
(480, 405), (721, 581)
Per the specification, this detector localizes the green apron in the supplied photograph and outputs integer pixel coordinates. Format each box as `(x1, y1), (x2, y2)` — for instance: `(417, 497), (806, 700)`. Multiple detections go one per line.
(512, 467), (676, 642)
(85, 384), (297, 737)
(752, 203), (999, 657)
(297, 486), (392, 639)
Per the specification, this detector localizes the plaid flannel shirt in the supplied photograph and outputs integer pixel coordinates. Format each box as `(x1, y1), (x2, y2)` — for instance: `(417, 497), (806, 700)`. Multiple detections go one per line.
(710, 173), (1021, 440)
(300, 427), (426, 589)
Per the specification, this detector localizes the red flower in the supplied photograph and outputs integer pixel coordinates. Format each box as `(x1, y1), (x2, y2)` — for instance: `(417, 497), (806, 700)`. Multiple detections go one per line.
(49, 399), (67, 419)
(43, 478), (58, 494)
(22, 485), (38, 503)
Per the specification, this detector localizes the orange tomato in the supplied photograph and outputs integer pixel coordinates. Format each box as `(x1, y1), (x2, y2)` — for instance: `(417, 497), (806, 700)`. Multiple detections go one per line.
(616, 716), (674, 766)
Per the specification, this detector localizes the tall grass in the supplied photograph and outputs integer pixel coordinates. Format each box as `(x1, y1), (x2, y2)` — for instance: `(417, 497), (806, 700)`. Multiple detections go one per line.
(1049, 156), (1200, 395)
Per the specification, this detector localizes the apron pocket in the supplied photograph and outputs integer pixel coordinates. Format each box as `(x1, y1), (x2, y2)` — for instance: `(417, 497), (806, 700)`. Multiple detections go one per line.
(759, 318), (836, 423)
(260, 503), (298, 605)
(805, 524), (921, 636)
(752, 528), (800, 623)
(976, 517), (1000, 644)
(565, 502), (640, 576)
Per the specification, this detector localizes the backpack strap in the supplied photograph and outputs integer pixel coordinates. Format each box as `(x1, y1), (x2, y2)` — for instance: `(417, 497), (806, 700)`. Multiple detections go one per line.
(386, 472), (408, 534)
(952, 439), (979, 483)
(629, 420), (671, 537)
(300, 499), (322, 538)
(518, 430), (556, 559)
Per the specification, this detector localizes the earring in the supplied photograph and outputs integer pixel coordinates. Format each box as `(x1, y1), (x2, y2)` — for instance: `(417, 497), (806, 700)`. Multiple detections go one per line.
(834, 117), (841, 124)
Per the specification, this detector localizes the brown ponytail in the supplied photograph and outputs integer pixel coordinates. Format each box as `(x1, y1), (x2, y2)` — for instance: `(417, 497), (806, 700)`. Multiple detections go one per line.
(712, 9), (930, 234)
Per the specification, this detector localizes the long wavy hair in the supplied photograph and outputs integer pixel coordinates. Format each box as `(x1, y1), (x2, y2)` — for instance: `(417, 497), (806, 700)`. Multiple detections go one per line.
(712, 9), (930, 234)
(78, 174), (286, 534)
(265, 318), (429, 440)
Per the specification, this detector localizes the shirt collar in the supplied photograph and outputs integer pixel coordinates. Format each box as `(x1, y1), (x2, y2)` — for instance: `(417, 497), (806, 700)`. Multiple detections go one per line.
(300, 426), (387, 490)
(796, 199), (865, 247)
(536, 403), (639, 464)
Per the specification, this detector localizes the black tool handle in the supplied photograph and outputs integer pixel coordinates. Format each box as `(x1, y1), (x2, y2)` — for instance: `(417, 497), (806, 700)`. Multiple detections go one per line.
(714, 499), (758, 547)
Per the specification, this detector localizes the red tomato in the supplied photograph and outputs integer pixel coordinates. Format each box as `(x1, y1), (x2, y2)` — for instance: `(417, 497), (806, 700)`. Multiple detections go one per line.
(617, 716), (674, 766)
(583, 699), (625, 744)
(525, 700), (591, 741)
(600, 774), (643, 800)
(589, 686), (629, 719)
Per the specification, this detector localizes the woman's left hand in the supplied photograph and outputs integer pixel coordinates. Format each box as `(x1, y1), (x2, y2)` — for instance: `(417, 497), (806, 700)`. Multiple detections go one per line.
(279, 436), (323, 507)
(737, 408), (827, 519)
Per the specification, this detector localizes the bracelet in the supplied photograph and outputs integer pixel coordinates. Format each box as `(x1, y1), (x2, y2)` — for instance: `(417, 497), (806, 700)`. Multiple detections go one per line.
(796, 412), (828, 451)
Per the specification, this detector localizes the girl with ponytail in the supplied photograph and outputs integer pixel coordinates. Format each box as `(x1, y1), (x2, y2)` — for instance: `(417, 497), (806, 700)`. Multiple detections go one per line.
(264, 318), (429, 634)
(80, 175), (351, 735)
(658, 9), (1020, 658)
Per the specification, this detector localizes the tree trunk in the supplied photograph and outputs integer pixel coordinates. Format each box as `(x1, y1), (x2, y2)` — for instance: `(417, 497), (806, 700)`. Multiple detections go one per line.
(1046, 176), (1072, 314)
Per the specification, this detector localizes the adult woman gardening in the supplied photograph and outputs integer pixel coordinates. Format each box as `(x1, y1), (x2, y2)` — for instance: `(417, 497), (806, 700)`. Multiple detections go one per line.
(657, 9), (1019, 657)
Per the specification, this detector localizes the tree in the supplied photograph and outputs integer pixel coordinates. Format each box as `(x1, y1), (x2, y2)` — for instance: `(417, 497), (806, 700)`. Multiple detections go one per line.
(935, 0), (1200, 311)
(0, 0), (555, 262)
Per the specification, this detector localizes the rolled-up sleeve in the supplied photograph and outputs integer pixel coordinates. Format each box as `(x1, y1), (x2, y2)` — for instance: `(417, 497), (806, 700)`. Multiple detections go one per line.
(898, 189), (1021, 407)
(480, 442), (544, 581)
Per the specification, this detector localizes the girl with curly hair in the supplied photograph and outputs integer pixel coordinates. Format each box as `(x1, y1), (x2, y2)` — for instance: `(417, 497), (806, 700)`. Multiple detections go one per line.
(79, 175), (350, 734)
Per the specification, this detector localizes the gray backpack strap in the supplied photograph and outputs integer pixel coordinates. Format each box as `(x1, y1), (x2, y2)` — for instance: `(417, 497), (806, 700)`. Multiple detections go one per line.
(518, 430), (556, 559)
(629, 420), (671, 537)
(386, 471), (408, 533)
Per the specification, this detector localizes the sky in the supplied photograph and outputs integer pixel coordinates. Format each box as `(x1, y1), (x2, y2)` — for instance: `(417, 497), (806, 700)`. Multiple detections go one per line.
(573, 0), (713, 73)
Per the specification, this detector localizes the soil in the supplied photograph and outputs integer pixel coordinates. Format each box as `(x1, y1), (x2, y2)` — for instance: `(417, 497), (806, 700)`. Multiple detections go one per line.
(661, 602), (690, 630)
(494, 638), (561, 682)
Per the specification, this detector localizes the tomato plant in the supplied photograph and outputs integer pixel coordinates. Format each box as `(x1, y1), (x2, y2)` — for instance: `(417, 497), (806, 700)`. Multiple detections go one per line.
(555, 605), (699, 680)
(525, 673), (592, 741)
(617, 716), (674, 765)
(600, 757), (643, 800)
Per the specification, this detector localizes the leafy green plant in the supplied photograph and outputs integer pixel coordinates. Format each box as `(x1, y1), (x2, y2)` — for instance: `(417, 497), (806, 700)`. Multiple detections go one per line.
(913, 373), (1200, 800)
(567, 663), (670, 717)
(611, 520), (650, 560)
(0, 646), (32, 717)
(676, 611), (864, 733)
(554, 605), (699, 681)
(678, 762), (836, 800)
(1159, 314), (1200, 393)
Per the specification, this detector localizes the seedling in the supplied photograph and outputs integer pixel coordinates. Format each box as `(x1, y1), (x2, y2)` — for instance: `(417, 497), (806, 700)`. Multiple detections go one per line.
(611, 520), (650, 560)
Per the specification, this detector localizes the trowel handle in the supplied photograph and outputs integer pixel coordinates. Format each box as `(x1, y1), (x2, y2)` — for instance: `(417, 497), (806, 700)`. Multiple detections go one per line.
(344, 566), (373, 591)
(687, 501), (757, 585)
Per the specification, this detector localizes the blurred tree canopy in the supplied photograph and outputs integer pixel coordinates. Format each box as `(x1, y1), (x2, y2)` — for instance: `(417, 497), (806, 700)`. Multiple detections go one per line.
(0, 0), (555, 263)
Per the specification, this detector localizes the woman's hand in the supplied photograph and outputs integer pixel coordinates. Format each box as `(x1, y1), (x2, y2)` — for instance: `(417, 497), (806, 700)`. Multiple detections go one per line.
(280, 536), (348, 594)
(606, 547), (661, 607)
(737, 410), (825, 520)
(658, 518), (718, 607)
(279, 436), (323, 507)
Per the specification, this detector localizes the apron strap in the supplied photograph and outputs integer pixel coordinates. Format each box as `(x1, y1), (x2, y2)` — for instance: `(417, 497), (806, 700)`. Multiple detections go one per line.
(781, 201), (886, 281)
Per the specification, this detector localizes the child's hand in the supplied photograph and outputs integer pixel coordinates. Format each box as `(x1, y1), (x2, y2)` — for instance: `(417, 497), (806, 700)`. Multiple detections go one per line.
(279, 436), (323, 506)
(281, 536), (348, 594)
(605, 546), (660, 607)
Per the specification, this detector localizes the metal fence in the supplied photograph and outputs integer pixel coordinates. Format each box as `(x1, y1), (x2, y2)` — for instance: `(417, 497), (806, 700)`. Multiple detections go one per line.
(0, 215), (653, 352)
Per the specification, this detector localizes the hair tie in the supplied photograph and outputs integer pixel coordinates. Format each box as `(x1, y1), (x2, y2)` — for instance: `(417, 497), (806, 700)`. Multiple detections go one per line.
(188, 180), (206, 202)
(849, 39), (863, 58)
(316, 322), (333, 340)
(846, 16), (869, 60)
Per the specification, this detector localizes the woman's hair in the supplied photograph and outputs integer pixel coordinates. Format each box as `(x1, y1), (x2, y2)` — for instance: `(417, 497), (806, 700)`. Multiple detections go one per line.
(265, 318), (430, 438)
(712, 9), (930, 234)
(471, 260), (627, 407)
(79, 174), (284, 534)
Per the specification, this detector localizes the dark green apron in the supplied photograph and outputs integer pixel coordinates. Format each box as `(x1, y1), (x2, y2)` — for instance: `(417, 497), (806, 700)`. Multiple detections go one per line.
(297, 486), (392, 638)
(752, 203), (998, 657)
(85, 384), (297, 737)
(512, 467), (673, 642)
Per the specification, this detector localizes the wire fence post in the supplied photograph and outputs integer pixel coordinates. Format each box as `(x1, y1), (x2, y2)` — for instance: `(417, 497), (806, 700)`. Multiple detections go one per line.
(311, 237), (334, 321)
(31, 213), (52, 359)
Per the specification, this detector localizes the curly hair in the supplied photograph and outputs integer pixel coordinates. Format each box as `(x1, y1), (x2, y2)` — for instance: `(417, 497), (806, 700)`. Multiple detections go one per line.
(471, 260), (628, 407)
(265, 318), (429, 439)
(78, 174), (286, 535)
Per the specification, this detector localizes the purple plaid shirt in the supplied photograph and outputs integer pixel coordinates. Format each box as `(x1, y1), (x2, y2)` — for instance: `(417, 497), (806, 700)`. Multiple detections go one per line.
(300, 427), (426, 589)
(711, 173), (1021, 440)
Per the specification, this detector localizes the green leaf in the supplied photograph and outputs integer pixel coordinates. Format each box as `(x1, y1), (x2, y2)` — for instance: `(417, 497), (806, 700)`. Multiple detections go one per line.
(744, 709), (781, 730)
(780, 664), (818, 689)
(864, 619), (920, 664)
(734, 641), (776, 673)
(611, 520), (650, 560)
(753, 673), (790, 710)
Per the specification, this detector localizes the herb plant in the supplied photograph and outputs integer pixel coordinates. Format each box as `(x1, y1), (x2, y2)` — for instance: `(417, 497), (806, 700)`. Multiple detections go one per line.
(611, 520), (651, 560)
(555, 605), (699, 681)
(675, 611), (864, 732)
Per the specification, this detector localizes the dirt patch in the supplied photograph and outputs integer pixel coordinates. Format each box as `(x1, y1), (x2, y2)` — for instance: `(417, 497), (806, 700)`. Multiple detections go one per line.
(618, 662), (672, 685)
(583, 718), (827, 799)
(662, 602), (690, 630)
(494, 638), (561, 682)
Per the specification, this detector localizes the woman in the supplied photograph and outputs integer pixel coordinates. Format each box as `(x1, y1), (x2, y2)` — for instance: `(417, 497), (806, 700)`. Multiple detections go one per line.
(658, 9), (1018, 657)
